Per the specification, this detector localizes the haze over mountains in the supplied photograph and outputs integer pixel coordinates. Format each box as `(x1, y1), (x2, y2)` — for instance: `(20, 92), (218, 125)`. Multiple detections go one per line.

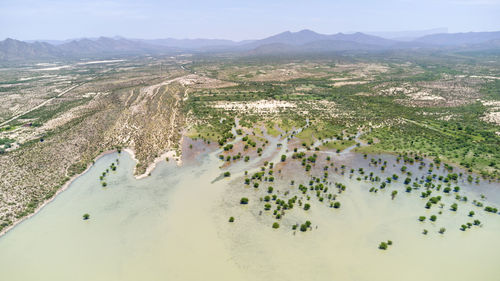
(1, 29), (500, 61)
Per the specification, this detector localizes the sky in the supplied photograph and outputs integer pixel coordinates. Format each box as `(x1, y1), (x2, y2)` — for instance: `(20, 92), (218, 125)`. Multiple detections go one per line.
(1, 0), (500, 41)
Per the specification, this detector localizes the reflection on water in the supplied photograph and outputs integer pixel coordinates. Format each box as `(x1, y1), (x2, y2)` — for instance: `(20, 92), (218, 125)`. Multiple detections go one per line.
(0, 146), (499, 281)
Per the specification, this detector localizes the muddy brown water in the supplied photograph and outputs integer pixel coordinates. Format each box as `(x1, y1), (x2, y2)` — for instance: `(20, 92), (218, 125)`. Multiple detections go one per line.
(0, 141), (499, 281)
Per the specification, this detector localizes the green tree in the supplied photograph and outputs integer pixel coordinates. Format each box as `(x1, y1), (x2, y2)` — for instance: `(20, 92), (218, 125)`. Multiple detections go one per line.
(379, 242), (388, 250)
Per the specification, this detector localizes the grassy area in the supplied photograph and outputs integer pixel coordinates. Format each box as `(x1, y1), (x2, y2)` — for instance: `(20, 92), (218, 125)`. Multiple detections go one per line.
(321, 139), (356, 151)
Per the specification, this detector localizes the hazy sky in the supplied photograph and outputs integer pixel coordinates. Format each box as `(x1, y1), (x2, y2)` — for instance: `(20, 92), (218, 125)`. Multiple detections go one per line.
(1, 0), (499, 40)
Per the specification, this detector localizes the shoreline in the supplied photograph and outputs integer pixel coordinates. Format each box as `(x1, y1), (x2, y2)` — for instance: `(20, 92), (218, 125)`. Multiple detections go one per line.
(125, 148), (182, 180)
(0, 146), (183, 239)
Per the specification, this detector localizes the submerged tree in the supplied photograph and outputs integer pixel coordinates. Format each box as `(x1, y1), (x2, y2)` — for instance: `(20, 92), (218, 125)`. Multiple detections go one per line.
(391, 190), (398, 200)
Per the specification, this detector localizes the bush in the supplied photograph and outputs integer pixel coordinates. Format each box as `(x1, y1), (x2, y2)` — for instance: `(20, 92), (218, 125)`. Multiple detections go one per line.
(333, 202), (341, 209)
(418, 216), (426, 222)
(304, 203), (311, 210)
(300, 224), (308, 232)
(82, 213), (90, 220)
(281, 155), (286, 162)
(267, 186), (274, 193)
(240, 197), (249, 204)
(469, 211), (475, 217)
(229, 217), (235, 222)
(439, 227), (446, 234)
(450, 203), (458, 211)
(430, 215), (437, 222)
(391, 190), (398, 200)
(485, 206), (498, 213)
(379, 242), (388, 250)
(224, 171), (231, 177)
(272, 222), (280, 229)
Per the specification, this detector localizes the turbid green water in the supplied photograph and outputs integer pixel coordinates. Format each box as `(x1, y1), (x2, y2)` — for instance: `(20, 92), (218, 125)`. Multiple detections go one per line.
(0, 145), (499, 281)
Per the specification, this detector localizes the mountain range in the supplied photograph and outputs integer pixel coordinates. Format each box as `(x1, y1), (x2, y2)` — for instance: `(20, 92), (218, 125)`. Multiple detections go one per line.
(2, 29), (500, 61)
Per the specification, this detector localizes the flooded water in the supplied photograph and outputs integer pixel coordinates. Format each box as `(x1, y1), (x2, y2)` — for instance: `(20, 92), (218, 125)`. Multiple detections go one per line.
(0, 141), (499, 281)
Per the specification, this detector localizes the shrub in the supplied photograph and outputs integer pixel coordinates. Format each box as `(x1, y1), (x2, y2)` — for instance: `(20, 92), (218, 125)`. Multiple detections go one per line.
(304, 203), (311, 210)
(391, 190), (398, 200)
(281, 155), (286, 162)
(430, 215), (437, 222)
(267, 186), (274, 193)
(485, 206), (498, 213)
(469, 211), (475, 217)
(224, 171), (231, 177)
(450, 203), (458, 211)
(264, 203), (271, 210)
(240, 197), (249, 204)
(333, 202), (341, 209)
(300, 224), (308, 232)
(439, 227), (446, 234)
(272, 222), (280, 229)
(379, 242), (388, 250)
(229, 217), (235, 222)
(82, 213), (90, 220)
(418, 216), (426, 222)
